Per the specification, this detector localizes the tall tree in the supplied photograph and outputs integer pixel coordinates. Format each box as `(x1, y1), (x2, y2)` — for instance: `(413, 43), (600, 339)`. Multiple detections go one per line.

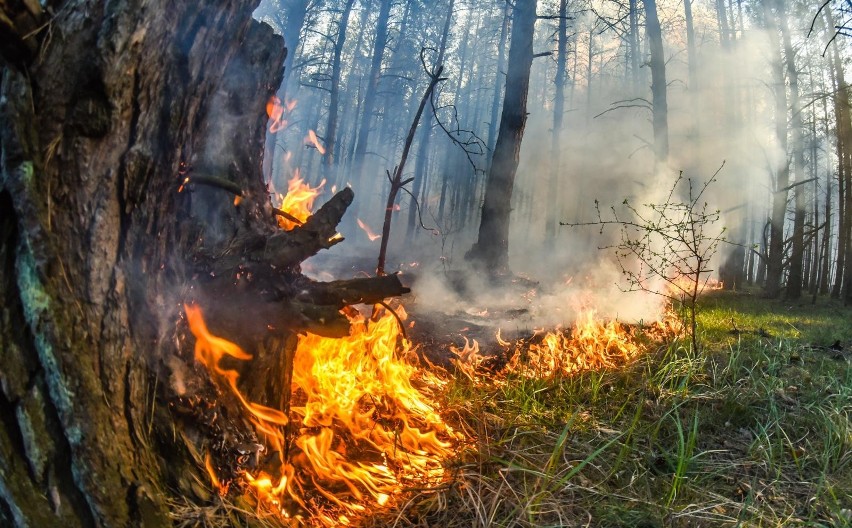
(546, 0), (570, 240)
(0, 1), (283, 523)
(467, 0), (538, 273)
(643, 0), (669, 164)
(352, 0), (392, 173)
(407, 0), (455, 239)
(763, 0), (789, 297)
(322, 0), (357, 177)
(779, 0), (807, 298)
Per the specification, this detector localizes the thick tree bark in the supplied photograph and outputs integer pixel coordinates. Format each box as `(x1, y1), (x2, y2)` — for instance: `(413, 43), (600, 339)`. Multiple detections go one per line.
(0, 1), (407, 526)
(467, 0), (537, 274)
(1, 1), (283, 523)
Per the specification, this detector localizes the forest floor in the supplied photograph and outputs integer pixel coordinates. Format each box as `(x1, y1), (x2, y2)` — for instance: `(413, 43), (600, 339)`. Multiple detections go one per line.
(366, 289), (852, 528)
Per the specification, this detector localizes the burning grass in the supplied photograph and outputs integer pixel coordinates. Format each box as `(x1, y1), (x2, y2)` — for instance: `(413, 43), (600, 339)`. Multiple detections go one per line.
(365, 291), (851, 528)
(186, 303), (463, 525)
(182, 293), (691, 526)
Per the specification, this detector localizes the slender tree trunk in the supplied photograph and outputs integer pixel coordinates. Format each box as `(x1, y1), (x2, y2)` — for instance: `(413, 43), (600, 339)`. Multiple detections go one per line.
(407, 0), (454, 239)
(352, 0), (392, 175)
(764, 0), (789, 298)
(546, 0), (569, 241)
(779, 1), (806, 299)
(644, 0), (669, 164)
(322, 0), (357, 179)
(628, 0), (641, 92)
(716, 0), (731, 48)
(487, 1), (511, 156)
(467, 0), (537, 273)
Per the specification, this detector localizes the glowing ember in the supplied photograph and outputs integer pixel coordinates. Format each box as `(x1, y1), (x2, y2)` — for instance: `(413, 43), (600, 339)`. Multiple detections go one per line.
(185, 304), (459, 523)
(306, 129), (326, 154)
(356, 218), (381, 241)
(277, 172), (325, 230)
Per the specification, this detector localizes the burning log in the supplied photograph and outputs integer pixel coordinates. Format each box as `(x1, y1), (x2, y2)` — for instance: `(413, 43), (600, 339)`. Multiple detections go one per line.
(189, 186), (411, 342)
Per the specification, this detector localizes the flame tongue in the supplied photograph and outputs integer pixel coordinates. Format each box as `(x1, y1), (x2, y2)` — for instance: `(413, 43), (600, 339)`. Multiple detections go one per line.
(185, 303), (458, 522)
(277, 172), (325, 230)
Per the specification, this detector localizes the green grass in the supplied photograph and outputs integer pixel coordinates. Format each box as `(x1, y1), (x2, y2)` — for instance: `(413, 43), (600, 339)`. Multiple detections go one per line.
(371, 290), (852, 528)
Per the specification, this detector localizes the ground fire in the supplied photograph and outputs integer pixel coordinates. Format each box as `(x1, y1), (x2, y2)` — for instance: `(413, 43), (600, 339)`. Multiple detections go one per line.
(180, 179), (678, 526)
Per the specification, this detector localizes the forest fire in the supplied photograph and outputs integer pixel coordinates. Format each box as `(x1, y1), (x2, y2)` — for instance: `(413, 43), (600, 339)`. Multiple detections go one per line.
(186, 303), (460, 524)
(356, 218), (381, 241)
(453, 309), (679, 383)
(306, 129), (326, 154)
(267, 95), (296, 133)
(276, 172), (325, 230)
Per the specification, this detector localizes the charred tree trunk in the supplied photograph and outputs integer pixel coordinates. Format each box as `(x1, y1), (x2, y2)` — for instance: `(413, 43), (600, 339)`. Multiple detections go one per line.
(466, 0), (537, 274)
(0, 1), (407, 525)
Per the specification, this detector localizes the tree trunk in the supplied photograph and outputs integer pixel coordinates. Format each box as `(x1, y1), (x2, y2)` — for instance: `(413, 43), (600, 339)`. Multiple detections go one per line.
(466, 0), (537, 274)
(352, 0), (392, 176)
(545, 0), (569, 241)
(779, 0), (806, 299)
(0, 1), (285, 523)
(826, 9), (850, 299)
(407, 0), (454, 240)
(643, 0), (669, 164)
(322, 0), (357, 178)
(628, 0), (641, 92)
(764, 0), (789, 298)
(0, 1), (407, 525)
(487, 1), (511, 156)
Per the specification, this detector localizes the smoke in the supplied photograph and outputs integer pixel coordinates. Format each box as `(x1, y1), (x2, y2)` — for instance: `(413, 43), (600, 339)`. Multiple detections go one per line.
(258, 0), (822, 324)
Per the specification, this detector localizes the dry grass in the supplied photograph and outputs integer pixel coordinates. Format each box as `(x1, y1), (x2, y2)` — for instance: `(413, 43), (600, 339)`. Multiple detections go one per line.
(173, 291), (852, 527)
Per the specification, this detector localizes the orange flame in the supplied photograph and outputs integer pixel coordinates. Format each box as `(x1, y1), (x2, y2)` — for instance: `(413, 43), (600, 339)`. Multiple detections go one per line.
(509, 310), (640, 378)
(267, 96), (296, 133)
(185, 304), (459, 523)
(277, 172), (325, 230)
(356, 218), (381, 241)
(306, 130), (326, 154)
(454, 309), (677, 382)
